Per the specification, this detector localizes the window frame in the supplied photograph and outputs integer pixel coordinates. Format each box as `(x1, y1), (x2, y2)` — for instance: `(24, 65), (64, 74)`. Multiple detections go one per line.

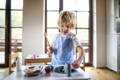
(0, 0), (23, 67)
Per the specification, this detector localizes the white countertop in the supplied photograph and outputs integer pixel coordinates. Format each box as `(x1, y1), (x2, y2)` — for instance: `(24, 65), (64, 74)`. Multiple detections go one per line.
(4, 65), (90, 80)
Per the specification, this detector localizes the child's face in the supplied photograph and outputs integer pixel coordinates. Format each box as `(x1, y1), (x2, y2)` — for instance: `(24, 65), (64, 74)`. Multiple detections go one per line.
(59, 24), (71, 35)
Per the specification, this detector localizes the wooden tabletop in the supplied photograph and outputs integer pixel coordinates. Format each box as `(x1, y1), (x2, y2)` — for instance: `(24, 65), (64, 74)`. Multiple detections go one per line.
(25, 54), (51, 65)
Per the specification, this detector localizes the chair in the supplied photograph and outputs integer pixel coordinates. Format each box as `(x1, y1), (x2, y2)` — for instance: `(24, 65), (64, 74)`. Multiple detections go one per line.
(9, 52), (19, 74)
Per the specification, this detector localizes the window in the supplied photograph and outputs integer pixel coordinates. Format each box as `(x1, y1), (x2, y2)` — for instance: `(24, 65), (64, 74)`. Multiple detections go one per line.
(11, 0), (23, 51)
(0, 0), (6, 64)
(0, 0), (23, 64)
(45, 0), (93, 64)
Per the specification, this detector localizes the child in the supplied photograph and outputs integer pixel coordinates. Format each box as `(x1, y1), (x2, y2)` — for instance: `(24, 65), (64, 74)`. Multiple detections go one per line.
(47, 11), (84, 68)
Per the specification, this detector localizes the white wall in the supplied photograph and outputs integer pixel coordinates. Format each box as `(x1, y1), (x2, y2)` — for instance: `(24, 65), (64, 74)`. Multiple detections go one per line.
(93, 0), (107, 67)
(22, 0), (44, 64)
(106, 0), (118, 72)
(93, 0), (97, 67)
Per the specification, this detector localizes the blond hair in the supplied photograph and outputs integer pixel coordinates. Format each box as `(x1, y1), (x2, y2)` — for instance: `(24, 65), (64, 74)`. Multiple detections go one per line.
(57, 11), (76, 28)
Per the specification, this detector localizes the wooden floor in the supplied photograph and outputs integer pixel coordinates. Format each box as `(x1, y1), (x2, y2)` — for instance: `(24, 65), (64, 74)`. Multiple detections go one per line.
(85, 67), (120, 80)
(0, 67), (120, 80)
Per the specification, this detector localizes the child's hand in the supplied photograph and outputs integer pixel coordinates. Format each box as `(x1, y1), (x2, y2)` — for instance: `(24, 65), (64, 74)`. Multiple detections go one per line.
(71, 60), (79, 68)
(47, 46), (53, 54)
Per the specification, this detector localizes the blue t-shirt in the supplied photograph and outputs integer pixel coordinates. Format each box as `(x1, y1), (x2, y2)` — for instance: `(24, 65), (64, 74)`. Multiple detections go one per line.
(51, 32), (81, 65)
